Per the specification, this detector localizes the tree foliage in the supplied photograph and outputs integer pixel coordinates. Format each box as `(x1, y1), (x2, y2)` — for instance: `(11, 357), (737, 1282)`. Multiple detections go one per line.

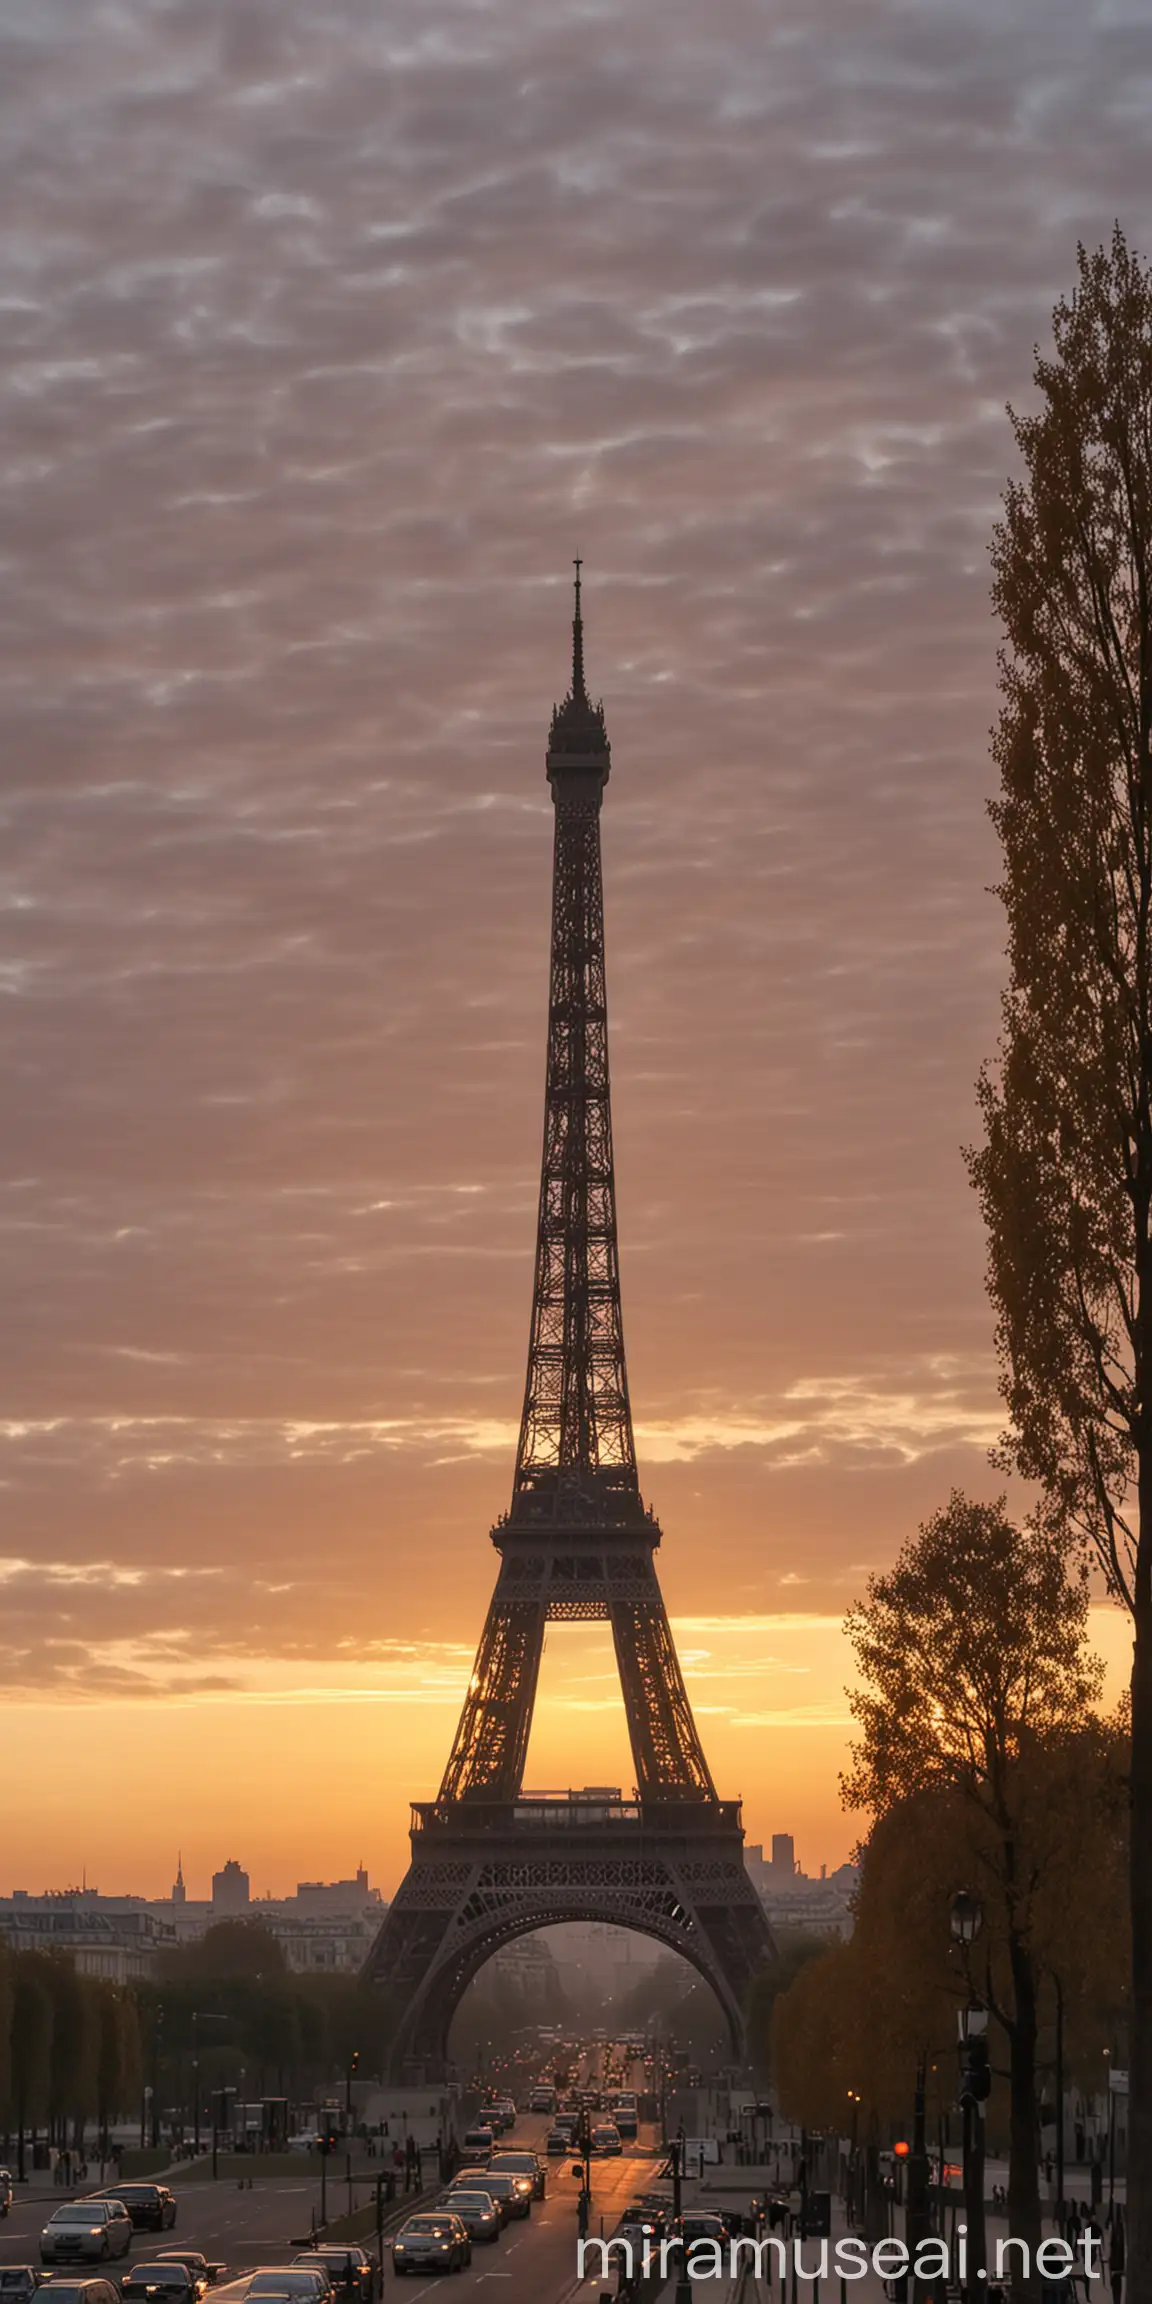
(969, 226), (1152, 1608)
(967, 224), (1152, 2289)
(841, 1493), (1123, 2277)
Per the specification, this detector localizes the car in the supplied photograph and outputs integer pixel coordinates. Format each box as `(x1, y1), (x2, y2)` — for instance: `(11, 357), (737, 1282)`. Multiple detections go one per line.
(458, 2126), (494, 2166)
(247, 2277), (331, 2304)
(681, 2213), (728, 2248)
(438, 2193), (500, 2246)
(121, 2266), (201, 2304)
(391, 2214), (470, 2276)
(460, 2171), (528, 2223)
(280, 2268), (338, 2304)
(0, 2169), (13, 2219)
(153, 2259), (223, 2295)
(482, 2100), (515, 2136)
(40, 2205), (133, 2267)
(488, 2150), (545, 2202)
(545, 2128), (571, 2156)
(591, 2124), (622, 2157)
(528, 2086), (556, 2114)
(0, 2273), (44, 2304)
(35, 2283), (120, 2304)
(95, 2187), (176, 2235)
(290, 2256), (371, 2304)
(446, 2176), (511, 2229)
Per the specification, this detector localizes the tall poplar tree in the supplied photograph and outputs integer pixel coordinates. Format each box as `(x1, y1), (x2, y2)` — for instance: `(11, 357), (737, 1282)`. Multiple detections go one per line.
(969, 225), (1152, 2294)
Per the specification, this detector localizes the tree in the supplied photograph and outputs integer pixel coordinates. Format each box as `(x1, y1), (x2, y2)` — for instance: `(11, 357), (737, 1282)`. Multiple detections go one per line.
(45, 1959), (98, 2147)
(163, 1921), (286, 1983)
(968, 224), (1152, 2293)
(842, 1493), (1110, 2278)
(744, 1934), (829, 2086)
(10, 1955), (54, 2179)
(96, 1988), (141, 2152)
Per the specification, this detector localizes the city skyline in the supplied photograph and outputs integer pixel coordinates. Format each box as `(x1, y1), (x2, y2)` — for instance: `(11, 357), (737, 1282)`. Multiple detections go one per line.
(1, 0), (1147, 1894)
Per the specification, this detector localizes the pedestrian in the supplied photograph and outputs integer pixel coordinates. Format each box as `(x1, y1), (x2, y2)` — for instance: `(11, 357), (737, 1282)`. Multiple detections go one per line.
(577, 2186), (590, 2240)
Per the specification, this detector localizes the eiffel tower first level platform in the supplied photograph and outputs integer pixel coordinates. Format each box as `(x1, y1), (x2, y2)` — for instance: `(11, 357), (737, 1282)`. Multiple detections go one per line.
(362, 570), (776, 2074)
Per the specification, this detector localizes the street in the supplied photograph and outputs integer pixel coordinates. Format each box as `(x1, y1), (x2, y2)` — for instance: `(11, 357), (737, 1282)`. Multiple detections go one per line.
(0, 2116), (660, 2304)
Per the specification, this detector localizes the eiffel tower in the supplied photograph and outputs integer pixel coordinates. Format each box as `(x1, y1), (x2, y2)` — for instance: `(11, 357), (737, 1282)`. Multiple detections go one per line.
(364, 569), (776, 2074)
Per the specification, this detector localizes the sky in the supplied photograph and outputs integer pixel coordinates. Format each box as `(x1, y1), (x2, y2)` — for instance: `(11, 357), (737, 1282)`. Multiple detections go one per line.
(0, 0), (1148, 1900)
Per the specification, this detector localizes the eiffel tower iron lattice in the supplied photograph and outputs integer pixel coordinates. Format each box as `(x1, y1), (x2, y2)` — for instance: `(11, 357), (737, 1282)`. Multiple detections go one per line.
(363, 571), (776, 2074)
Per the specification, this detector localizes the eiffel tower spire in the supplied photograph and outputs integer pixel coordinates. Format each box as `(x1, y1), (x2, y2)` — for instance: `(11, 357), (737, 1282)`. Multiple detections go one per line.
(512, 561), (638, 1527)
(435, 571), (715, 1804)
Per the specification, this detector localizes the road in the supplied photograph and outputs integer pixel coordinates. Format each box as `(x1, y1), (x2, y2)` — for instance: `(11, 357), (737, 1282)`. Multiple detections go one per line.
(0, 2121), (661, 2304)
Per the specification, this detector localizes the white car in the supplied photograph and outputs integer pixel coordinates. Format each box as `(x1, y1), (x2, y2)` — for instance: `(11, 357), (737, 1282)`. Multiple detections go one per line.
(40, 2202), (133, 2264)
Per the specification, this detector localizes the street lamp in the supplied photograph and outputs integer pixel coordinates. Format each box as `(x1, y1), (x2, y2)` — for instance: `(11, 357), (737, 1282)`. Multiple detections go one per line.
(950, 1892), (988, 2302)
(191, 2011), (230, 2156)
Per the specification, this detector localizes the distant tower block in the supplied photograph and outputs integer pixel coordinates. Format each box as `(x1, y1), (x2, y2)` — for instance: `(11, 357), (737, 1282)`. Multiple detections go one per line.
(771, 1833), (797, 1876)
(211, 1858), (250, 1914)
(172, 1855), (187, 1908)
(363, 571), (776, 2076)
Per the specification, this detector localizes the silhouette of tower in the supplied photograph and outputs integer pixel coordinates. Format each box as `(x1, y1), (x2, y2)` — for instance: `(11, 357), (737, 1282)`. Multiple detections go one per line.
(364, 571), (774, 2073)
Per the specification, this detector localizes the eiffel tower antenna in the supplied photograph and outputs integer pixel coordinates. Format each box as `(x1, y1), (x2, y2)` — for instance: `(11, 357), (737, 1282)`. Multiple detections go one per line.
(364, 574), (774, 2074)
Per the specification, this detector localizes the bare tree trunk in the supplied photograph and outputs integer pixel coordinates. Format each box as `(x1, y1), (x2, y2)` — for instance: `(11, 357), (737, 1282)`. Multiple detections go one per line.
(1129, 1589), (1152, 2304)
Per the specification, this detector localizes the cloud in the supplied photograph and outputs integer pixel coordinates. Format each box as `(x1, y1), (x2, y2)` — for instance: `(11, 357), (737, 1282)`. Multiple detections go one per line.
(0, 0), (1145, 1725)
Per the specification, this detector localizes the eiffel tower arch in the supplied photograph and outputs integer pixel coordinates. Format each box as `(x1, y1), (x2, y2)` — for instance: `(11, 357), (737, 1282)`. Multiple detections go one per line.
(363, 570), (776, 2074)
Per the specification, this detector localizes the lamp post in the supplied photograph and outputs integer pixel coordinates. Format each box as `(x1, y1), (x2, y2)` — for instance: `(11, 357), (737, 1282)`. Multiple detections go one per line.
(346, 2049), (360, 2131)
(150, 2001), (163, 2150)
(1054, 1979), (1065, 2234)
(951, 1893), (987, 2303)
(191, 2011), (230, 2156)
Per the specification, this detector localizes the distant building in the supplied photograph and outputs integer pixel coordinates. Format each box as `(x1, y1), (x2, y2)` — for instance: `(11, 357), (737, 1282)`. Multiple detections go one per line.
(0, 1862), (388, 1976)
(149, 1860), (385, 1970)
(745, 1838), (857, 1939)
(211, 1859), (251, 1915)
(0, 1891), (176, 1981)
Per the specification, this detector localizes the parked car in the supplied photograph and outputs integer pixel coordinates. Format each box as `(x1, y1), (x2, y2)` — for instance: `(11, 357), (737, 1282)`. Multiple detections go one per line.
(290, 2256), (372, 2304)
(95, 2187), (176, 2234)
(391, 2214), (470, 2277)
(40, 2205), (133, 2266)
(0, 2271), (44, 2304)
(488, 2150), (545, 2201)
(121, 2266), (200, 2304)
(437, 2192), (499, 2246)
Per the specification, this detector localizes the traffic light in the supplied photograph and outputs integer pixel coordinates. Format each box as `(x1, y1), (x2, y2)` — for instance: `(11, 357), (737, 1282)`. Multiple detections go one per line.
(960, 2035), (992, 2105)
(318, 2117), (341, 2157)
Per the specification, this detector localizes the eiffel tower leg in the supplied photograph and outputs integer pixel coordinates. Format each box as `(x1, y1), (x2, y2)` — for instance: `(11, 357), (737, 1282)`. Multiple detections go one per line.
(436, 1594), (546, 1803)
(610, 1592), (717, 1803)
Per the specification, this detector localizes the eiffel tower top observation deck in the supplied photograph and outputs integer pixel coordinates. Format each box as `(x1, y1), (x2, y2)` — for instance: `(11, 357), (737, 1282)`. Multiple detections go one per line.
(505, 559), (649, 1539)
